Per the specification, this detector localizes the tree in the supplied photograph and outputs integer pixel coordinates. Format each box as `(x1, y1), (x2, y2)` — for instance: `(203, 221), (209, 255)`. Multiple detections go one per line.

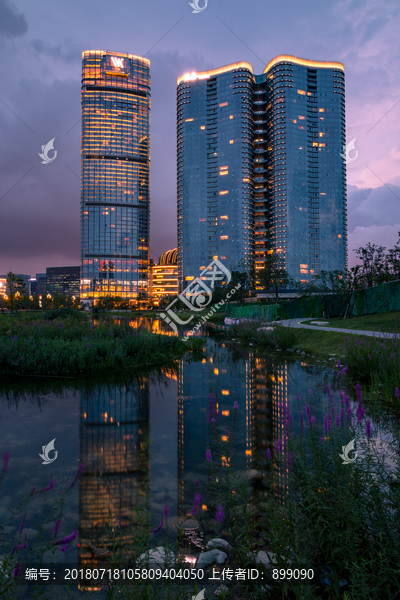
(6, 272), (26, 314)
(386, 232), (400, 281)
(258, 251), (292, 303)
(354, 242), (389, 288)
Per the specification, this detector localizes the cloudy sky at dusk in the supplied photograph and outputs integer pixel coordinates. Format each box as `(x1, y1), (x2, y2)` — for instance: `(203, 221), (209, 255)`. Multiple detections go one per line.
(0, 0), (399, 276)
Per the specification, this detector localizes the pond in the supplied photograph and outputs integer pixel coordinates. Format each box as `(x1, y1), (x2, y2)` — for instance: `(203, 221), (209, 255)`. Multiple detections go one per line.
(0, 318), (393, 598)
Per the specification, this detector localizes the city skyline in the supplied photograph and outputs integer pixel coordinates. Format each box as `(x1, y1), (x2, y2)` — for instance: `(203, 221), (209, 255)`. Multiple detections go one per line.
(0, 0), (399, 276)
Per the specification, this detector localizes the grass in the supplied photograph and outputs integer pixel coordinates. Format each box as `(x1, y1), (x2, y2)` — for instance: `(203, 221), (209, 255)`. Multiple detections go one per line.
(0, 316), (204, 376)
(301, 311), (400, 333)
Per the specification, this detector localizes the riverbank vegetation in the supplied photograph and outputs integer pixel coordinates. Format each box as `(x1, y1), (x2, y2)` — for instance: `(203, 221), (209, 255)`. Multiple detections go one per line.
(0, 316), (204, 376)
(301, 311), (400, 333)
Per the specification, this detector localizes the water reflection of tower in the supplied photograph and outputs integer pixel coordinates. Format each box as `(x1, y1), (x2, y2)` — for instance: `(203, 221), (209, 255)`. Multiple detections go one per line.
(271, 360), (334, 504)
(177, 342), (253, 519)
(79, 381), (150, 565)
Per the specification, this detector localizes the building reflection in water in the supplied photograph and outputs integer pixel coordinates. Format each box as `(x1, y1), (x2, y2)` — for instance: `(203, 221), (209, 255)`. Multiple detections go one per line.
(79, 381), (149, 566)
(178, 341), (336, 517)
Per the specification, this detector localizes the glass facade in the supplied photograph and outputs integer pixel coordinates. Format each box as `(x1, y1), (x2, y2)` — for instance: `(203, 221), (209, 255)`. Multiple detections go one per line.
(80, 50), (151, 300)
(46, 266), (80, 296)
(177, 63), (255, 289)
(177, 56), (347, 286)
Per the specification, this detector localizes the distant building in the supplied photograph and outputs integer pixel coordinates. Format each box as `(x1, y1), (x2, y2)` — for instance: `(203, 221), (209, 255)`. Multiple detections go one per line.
(80, 50), (151, 302)
(151, 249), (178, 305)
(46, 266), (80, 296)
(0, 274), (31, 295)
(36, 273), (47, 296)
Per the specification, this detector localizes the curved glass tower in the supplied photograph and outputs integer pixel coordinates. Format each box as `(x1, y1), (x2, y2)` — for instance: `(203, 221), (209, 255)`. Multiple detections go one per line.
(177, 55), (347, 287)
(80, 50), (151, 301)
(177, 63), (255, 289)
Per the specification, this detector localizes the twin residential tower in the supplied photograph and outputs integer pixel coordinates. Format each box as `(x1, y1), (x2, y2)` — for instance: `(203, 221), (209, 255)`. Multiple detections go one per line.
(177, 55), (347, 289)
(80, 52), (347, 300)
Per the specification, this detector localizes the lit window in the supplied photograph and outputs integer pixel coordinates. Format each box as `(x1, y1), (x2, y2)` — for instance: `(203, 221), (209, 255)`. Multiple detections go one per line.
(222, 390), (229, 395)
(185, 276), (194, 281)
(312, 142), (318, 147)
(300, 269), (308, 274)
(221, 215), (228, 219)
(297, 89), (305, 95)
(338, 234), (342, 238)
(185, 118), (193, 122)
(245, 450), (252, 456)
(229, 140), (234, 144)
(219, 191), (228, 195)
(319, 108), (324, 112)
(299, 115), (305, 120)
(307, 92), (312, 96)
(213, 255), (218, 259)
(220, 235), (228, 240)
(300, 264), (308, 268)
(319, 132), (325, 137)
(214, 368), (219, 375)
(320, 192), (326, 195)
(229, 115), (233, 119)
(200, 125), (205, 130)
(219, 102), (228, 107)
(319, 143), (325, 147)
(293, 119), (297, 123)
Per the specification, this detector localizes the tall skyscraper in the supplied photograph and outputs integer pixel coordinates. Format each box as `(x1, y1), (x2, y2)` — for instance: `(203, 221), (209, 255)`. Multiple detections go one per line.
(80, 50), (151, 302)
(177, 56), (347, 287)
(177, 63), (255, 289)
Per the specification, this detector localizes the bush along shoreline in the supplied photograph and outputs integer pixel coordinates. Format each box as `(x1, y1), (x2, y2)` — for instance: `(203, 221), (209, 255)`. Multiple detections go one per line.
(0, 317), (204, 376)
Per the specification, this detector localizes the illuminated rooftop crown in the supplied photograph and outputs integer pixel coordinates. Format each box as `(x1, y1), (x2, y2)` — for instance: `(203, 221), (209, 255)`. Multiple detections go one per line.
(159, 248), (177, 265)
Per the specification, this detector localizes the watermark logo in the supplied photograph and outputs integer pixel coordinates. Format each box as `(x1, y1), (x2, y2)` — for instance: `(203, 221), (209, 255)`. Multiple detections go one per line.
(39, 438), (58, 465)
(38, 138), (57, 164)
(339, 439), (357, 464)
(340, 138), (358, 165)
(189, 0), (208, 13)
(160, 259), (231, 334)
(192, 590), (206, 600)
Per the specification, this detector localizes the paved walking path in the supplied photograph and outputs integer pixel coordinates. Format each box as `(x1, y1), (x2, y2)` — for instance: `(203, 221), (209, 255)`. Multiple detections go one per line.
(279, 318), (398, 339)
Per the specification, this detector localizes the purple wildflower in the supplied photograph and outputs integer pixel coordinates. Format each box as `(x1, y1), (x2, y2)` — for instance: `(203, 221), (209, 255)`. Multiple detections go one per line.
(12, 563), (21, 579)
(306, 404), (311, 424)
(191, 493), (203, 516)
(356, 400), (365, 424)
(356, 384), (362, 401)
(206, 449), (212, 462)
(2, 450), (10, 473)
(69, 464), (84, 490)
(366, 419), (371, 439)
(11, 542), (27, 555)
(337, 359), (341, 368)
(338, 365), (348, 376)
(196, 477), (200, 488)
(396, 387), (400, 398)
(308, 389), (312, 395)
(43, 479), (54, 492)
(215, 505), (225, 524)
(319, 437), (324, 443)
(152, 521), (163, 533)
(274, 439), (283, 453)
(310, 416), (316, 427)
(300, 410), (304, 434)
(267, 448), (272, 460)
(54, 519), (61, 538)
(163, 505), (169, 517)
(234, 401), (238, 410)
(54, 530), (78, 547)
